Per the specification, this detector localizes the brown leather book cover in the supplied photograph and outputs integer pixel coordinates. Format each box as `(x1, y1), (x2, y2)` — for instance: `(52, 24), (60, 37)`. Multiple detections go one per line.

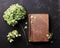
(28, 14), (49, 42)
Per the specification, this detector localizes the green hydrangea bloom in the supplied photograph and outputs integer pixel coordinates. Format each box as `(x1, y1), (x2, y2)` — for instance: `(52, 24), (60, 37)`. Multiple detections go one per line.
(7, 30), (21, 43)
(3, 4), (26, 26)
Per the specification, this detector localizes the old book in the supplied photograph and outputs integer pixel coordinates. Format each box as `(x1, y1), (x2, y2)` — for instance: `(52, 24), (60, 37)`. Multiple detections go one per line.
(28, 14), (49, 42)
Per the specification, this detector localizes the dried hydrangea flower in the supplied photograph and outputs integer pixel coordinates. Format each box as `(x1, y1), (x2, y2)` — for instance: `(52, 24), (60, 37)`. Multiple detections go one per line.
(3, 4), (26, 26)
(7, 30), (21, 43)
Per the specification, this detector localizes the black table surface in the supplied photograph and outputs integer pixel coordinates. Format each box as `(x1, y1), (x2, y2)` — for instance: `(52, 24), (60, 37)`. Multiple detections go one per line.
(0, 0), (59, 48)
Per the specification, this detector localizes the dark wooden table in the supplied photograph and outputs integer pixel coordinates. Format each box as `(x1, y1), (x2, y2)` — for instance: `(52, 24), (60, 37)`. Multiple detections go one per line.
(0, 0), (59, 48)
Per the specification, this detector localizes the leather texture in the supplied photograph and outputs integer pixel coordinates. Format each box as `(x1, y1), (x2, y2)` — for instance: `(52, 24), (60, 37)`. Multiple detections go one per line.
(28, 14), (49, 42)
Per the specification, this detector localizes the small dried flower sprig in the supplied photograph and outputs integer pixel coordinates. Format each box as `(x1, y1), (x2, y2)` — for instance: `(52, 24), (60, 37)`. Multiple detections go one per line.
(46, 33), (53, 40)
(7, 30), (21, 43)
